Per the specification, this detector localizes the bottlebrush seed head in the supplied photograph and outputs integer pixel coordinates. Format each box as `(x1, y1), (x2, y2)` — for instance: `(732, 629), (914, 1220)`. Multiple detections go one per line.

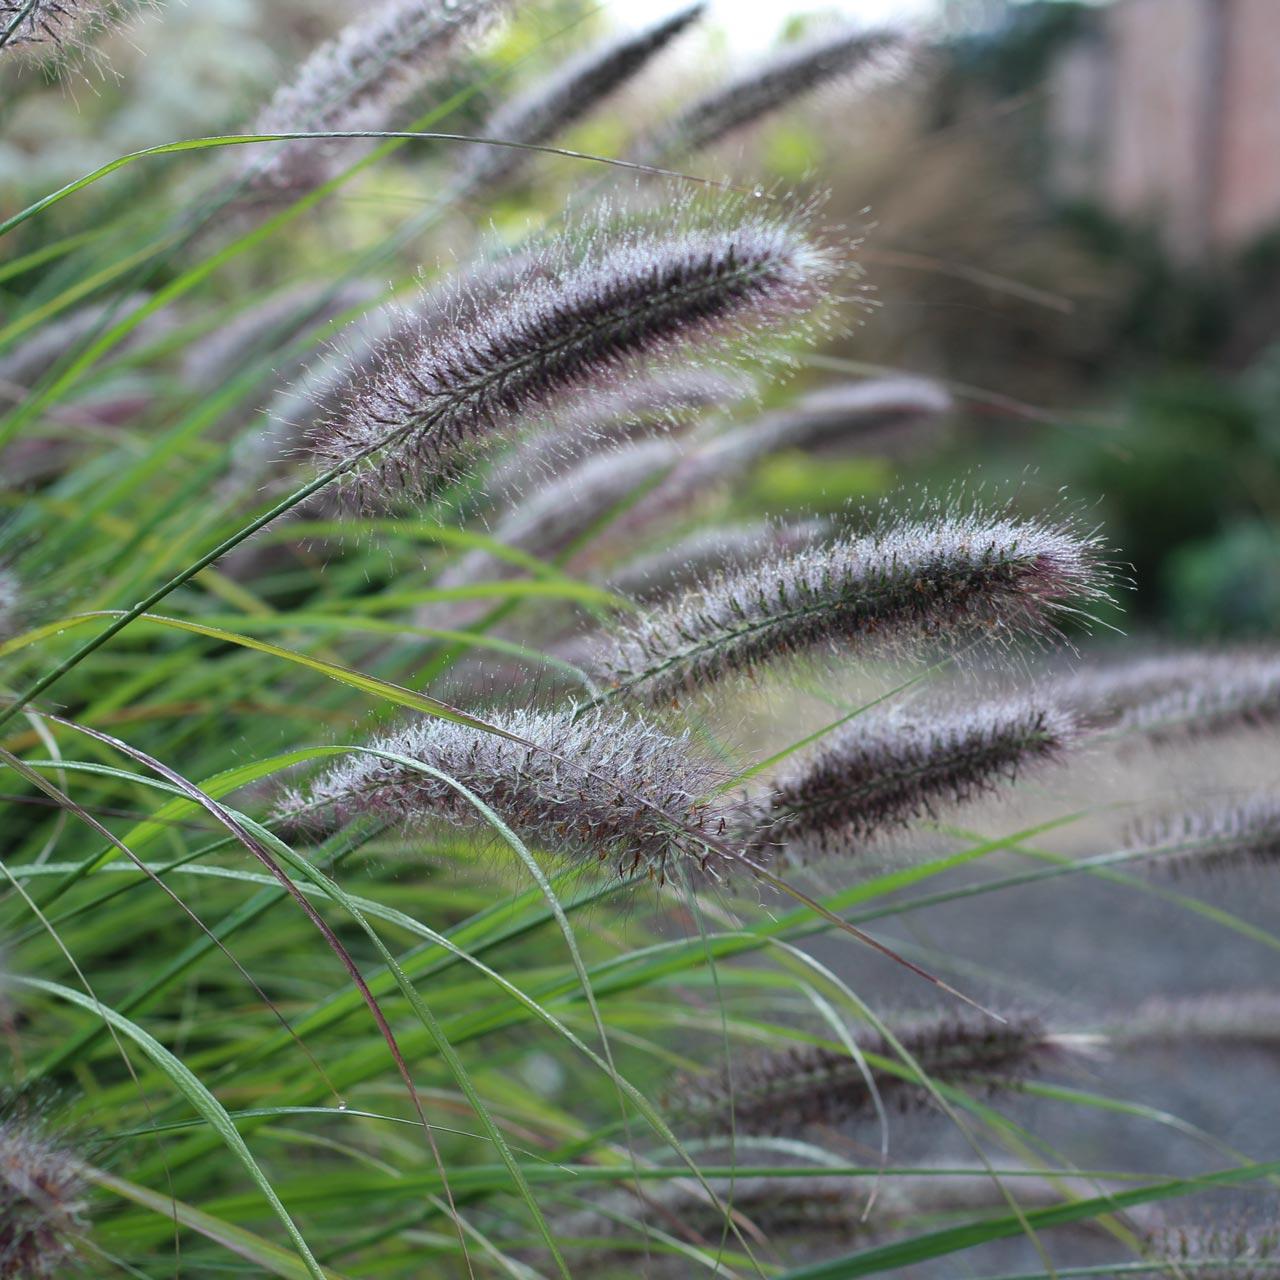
(436, 438), (683, 593)
(742, 375), (953, 459)
(1126, 794), (1280, 877)
(460, 3), (705, 195)
(247, 0), (505, 197)
(744, 699), (1078, 861)
(0, 296), (154, 394)
(0, 1116), (87, 1279)
(675, 1008), (1056, 1136)
(183, 280), (379, 393)
(1147, 1221), (1280, 1280)
(278, 707), (741, 881)
(1117, 657), (1280, 745)
(483, 366), (754, 511)
(644, 24), (900, 159)
(310, 201), (836, 508)
(0, 570), (18, 639)
(1115, 991), (1280, 1050)
(605, 518), (829, 605)
(0, 0), (129, 60)
(589, 505), (1110, 705)
(1055, 651), (1280, 744)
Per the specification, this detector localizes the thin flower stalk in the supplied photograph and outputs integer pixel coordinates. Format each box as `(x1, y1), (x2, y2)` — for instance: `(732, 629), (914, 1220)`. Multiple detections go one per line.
(744, 699), (1078, 861)
(589, 506), (1110, 705)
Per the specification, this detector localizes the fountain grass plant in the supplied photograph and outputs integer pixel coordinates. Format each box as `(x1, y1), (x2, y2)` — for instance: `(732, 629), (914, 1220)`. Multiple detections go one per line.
(2, 3), (1279, 1278)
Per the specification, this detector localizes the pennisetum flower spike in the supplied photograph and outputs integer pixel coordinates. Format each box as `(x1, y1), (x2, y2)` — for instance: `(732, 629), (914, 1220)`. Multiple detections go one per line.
(0, 0), (129, 60)
(246, 0), (505, 198)
(482, 366), (754, 512)
(279, 706), (742, 882)
(1110, 990), (1280, 1051)
(588, 504), (1110, 705)
(743, 698), (1078, 861)
(1057, 651), (1280, 747)
(674, 1008), (1062, 1136)
(735, 375), (953, 459)
(309, 199), (836, 508)
(1126, 794), (1280, 877)
(434, 437), (683, 598)
(0, 1115), (88, 1278)
(459, 3), (705, 196)
(639, 23), (901, 161)
(0, 570), (18, 639)
(605, 518), (829, 604)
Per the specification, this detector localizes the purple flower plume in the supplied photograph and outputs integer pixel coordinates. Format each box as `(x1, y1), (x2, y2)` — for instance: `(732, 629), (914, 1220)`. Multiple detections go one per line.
(676, 1008), (1057, 1136)
(460, 3), (705, 195)
(745, 698), (1078, 860)
(247, 0), (505, 198)
(589, 505), (1111, 704)
(309, 201), (836, 507)
(279, 707), (742, 882)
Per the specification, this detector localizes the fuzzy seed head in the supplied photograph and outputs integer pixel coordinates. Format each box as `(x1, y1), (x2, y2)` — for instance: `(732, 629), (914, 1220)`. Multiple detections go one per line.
(0, 571), (18, 639)
(590, 506), (1110, 705)
(248, 0), (504, 197)
(437, 438), (683, 594)
(483, 366), (753, 511)
(646, 24), (900, 159)
(606, 518), (829, 605)
(746, 699), (1077, 861)
(1118, 991), (1280, 1049)
(0, 1118), (87, 1279)
(1057, 652), (1280, 745)
(1147, 1221), (1280, 1280)
(460, 3), (704, 194)
(280, 708), (740, 881)
(311, 202), (836, 508)
(742, 375), (953, 459)
(675, 1008), (1054, 1136)
(0, 297), (154, 395)
(1127, 794), (1280, 877)
(0, 0), (126, 60)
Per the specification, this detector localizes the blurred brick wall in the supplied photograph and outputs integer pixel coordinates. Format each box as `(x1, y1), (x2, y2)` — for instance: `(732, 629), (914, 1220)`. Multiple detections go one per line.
(1050, 0), (1280, 261)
